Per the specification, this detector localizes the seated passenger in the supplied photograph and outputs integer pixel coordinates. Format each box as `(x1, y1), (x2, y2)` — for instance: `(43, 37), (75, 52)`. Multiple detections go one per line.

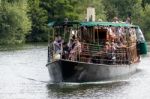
(92, 41), (116, 64)
(104, 42), (116, 64)
(92, 42), (111, 64)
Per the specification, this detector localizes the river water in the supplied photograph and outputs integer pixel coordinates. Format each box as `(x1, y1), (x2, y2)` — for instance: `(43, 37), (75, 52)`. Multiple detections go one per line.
(0, 43), (149, 99)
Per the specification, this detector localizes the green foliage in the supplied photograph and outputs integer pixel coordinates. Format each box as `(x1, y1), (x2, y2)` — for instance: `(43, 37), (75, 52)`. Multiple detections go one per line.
(142, 0), (150, 9)
(101, 0), (150, 40)
(140, 5), (150, 40)
(41, 0), (79, 21)
(27, 0), (49, 42)
(102, 0), (143, 21)
(101, 0), (118, 21)
(1, 0), (150, 44)
(0, 0), (31, 44)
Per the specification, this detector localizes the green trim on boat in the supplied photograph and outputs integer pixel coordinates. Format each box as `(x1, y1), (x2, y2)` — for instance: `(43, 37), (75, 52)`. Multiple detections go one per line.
(48, 21), (138, 28)
(80, 22), (137, 27)
(137, 42), (147, 55)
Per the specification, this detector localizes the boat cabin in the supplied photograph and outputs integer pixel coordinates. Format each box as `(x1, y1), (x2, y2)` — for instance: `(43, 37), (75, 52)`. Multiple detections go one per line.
(48, 21), (146, 65)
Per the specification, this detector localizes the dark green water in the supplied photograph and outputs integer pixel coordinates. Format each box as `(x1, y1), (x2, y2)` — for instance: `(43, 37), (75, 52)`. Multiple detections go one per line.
(0, 43), (150, 99)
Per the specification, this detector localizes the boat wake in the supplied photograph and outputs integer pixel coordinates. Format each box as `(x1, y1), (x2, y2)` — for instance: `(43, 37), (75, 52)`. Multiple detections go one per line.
(47, 79), (129, 87)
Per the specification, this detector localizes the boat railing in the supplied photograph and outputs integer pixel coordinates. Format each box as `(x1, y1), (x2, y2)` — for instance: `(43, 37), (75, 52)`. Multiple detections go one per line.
(48, 42), (54, 62)
(69, 47), (130, 65)
(67, 42), (138, 65)
(49, 41), (139, 65)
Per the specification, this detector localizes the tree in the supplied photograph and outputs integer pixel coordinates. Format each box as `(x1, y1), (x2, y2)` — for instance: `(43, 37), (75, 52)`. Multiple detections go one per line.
(140, 4), (150, 40)
(142, 0), (150, 9)
(0, 0), (31, 44)
(102, 0), (143, 22)
(27, 0), (49, 42)
(40, 0), (79, 21)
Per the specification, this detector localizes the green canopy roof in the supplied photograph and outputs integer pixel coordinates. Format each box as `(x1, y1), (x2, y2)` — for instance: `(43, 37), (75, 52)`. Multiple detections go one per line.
(48, 21), (138, 28)
(80, 22), (137, 27)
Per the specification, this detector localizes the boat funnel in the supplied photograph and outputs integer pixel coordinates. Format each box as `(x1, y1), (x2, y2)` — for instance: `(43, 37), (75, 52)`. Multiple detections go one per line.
(87, 7), (95, 22)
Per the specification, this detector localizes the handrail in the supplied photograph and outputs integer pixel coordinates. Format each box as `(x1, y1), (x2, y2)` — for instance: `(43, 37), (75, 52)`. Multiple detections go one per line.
(48, 42), (54, 62)
(49, 41), (139, 65)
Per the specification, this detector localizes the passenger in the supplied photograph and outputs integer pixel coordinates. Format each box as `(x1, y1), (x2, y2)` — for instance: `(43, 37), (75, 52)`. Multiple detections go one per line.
(113, 16), (119, 23)
(57, 35), (64, 45)
(81, 40), (89, 51)
(119, 36), (127, 47)
(67, 39), (74, 51)
(62, 42), (69, 59)
(107, 27), (116, 42)
(101, 42), (110, 63)
(117, 27), (123, 37)
(104, 42), (111, 52)
(108, 42), (116, 64)
(53, 35), (62, 54)
(125, 17), (131, 24)
(69, 39), (82, 61)
(105, 41), (116, 64)
(92, 42), (111, 64)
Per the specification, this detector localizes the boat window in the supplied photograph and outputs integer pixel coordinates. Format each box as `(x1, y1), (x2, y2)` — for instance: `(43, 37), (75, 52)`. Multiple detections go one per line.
(136, 27), (145, 42)
(94, 28), (107, 45)
(81, 26), (107, 45)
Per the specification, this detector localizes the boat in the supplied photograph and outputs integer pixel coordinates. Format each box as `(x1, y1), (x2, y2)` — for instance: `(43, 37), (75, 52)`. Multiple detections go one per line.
(46, 7), (147, 83)
(46, 20), (147, 83)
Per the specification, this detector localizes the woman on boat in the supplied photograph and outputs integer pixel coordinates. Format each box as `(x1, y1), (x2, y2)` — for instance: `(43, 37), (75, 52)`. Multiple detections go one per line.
(69, 38), (82, 61)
